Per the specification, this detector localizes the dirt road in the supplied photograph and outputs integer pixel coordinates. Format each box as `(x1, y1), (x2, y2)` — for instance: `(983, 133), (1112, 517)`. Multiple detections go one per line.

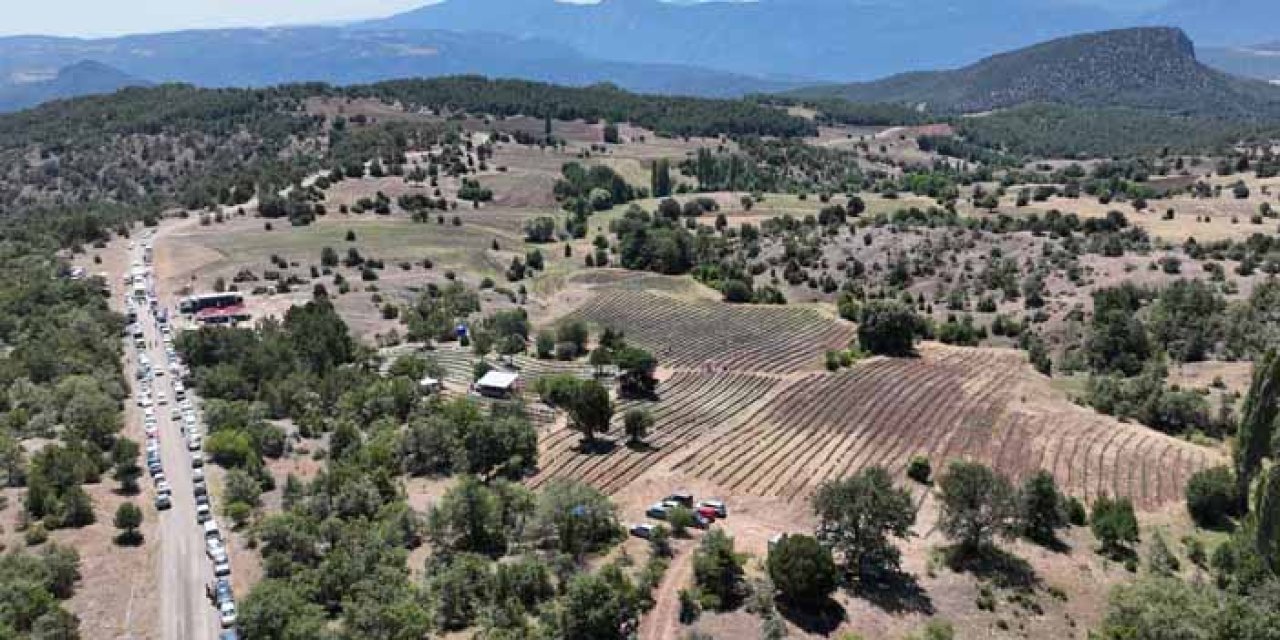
(640, 545), (694, 640)
(121, 235), (221, 640)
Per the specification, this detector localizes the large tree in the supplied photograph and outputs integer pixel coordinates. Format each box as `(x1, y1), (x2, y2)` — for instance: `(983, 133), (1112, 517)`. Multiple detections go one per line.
(937, 461), (1016, 554)
(811, 466), (915, 581)
(567, 379), (613, 445)
(1018, 470), (1066, 545)
(857, 300), (923, 356)
(767, 534), (837, 606)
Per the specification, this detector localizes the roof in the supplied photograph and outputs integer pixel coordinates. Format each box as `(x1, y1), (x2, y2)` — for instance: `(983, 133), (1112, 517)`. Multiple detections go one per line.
(475, 371), (519, 389)
(195, 304), (247, 319)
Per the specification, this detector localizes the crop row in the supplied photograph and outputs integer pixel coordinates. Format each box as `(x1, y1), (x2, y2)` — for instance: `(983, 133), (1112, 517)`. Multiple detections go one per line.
(567, 290), (856, 374)
(674, 347), (1217, 508)
(528, 370), (781, 494)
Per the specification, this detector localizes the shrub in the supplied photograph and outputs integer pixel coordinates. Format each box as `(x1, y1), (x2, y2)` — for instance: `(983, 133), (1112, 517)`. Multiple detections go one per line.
(113, 502), (144, 545)
(1185, 465), (1238, 529)
(1091, 495), (1139, 558)
(907, 456), (932, 484)
(858, 300), (923, 356)
(767, 534), (837, 606)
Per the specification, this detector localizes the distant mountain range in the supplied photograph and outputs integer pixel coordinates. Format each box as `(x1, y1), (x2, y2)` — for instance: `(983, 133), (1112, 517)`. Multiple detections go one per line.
(788, 27), (1280, 119)
(0, 60), (147, 112)
(0, 27), (795, 110)
(366, 0), (1280, 82)
(2, 0), (1280, 113)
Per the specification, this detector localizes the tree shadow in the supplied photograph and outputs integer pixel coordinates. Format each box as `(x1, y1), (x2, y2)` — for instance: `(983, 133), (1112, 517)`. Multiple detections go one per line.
(776, 597), (846, 635)
(944, 544), (1040, 592)
(624, 440), (656, 453)
(852, 569), (935, 615)
(576, 438), (617, 455)
(1026, 532), (1072, 554)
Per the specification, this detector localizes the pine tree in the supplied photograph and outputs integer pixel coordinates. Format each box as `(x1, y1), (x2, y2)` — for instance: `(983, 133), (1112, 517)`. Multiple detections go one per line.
(1235, 350), (1280, 513)
(1255, 465), (1280, 573)
(651, 159), (672, 198)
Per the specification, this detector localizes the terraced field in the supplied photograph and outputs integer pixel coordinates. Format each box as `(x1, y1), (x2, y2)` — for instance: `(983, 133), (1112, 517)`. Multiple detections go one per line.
(672, 348), (1217, 509)
(528, 370), (781, 495)
(566, 289), (856, 374)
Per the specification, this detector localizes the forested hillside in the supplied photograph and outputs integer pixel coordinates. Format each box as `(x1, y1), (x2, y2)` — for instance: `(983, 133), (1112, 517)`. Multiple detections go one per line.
(791, 28), (1280, 120)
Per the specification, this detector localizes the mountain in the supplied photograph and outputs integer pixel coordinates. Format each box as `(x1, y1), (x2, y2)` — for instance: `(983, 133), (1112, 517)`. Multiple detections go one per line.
(363, 0), (1118, 82)
(0, 28), (794, 112)
(0, 60), (148, 112)
(1201, 42), (1280, 83)
(787, 27), (1280, 119)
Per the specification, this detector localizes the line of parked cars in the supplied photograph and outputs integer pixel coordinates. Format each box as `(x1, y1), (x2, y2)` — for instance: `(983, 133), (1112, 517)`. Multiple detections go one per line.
(131, 276), (238, 639)
(632, 491), (728, 538)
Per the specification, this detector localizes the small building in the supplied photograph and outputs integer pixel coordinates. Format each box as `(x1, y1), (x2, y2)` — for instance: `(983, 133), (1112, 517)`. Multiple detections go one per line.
(474, 371), (520, 399)
(419, 376), (443, 394)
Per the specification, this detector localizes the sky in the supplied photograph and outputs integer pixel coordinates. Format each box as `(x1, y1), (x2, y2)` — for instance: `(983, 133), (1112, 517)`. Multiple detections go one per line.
(3, 0), (1166, 39)
(0, 0), (433, 38)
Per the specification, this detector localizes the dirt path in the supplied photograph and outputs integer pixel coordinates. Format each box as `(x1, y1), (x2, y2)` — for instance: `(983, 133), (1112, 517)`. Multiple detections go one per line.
(640, 545), (694, 640)
(117, 229), (221, 640)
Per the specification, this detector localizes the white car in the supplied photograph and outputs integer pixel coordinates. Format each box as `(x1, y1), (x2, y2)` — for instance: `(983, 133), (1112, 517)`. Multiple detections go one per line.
(192, 467), (205, 482)
(219, 601), (237, 628)
(196, 503), (211, 523)
(213, 558), (231, 578)
(156, 392), (167, 405)
(187, 438), (202, 452)
(156, 480), (172, 494)
(206, 538), (225, 559)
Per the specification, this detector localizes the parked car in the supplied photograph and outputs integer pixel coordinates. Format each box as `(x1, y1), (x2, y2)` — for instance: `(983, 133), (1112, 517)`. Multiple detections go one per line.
(206, 538), (224, 560)
(219, 601), (237, 627)
(630, 523), (656, 539)
(191, 454), (204, 469)
(156, 480), (172, 495)
(213, 578), (233, 605)
(696, 505), (719, 521)
(665, 492), (695, 507)
(187, 438), (201, 452)
(155, 493), (172, 510)
(645, 503), (670, 520)
(214, 559), (231, 578)
(219, 631), (239, 640)
(196, 503), (211, 523)
(697, 500), (728, 518)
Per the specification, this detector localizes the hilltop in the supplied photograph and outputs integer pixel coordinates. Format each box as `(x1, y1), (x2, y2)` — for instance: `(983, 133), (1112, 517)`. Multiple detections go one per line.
(0, 60), (147, 112)
(789, 27), (1280, 120)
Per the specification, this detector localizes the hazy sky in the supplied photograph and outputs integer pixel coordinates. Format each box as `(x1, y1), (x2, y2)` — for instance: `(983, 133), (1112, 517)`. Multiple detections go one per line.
(1, 0), (432, 37)
(4, 0), (1164, 39)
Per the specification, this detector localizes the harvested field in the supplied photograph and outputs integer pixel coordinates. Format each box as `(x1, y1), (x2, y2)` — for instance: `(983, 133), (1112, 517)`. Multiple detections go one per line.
(566, 289), (856, 374)
(674, 346), (1218, 508)
(529, 370), (781, 495)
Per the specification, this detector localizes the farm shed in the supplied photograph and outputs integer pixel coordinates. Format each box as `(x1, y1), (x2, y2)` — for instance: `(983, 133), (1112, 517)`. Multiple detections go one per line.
(474, 371), (520, 399)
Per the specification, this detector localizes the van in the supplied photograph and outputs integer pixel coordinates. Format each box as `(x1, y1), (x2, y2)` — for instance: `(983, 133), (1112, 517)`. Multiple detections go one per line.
(203, 519), (221, 541)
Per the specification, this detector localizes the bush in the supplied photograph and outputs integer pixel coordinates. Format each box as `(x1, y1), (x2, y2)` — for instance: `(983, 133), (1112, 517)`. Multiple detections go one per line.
(1065, 496), (1087, 526)
(1185, 465), (1238, 529)
(767, 534), (837, 606)
(1091, 495), (1139, 558)
(907, 456), (932, 484)
(858, 300), (922, 356)
(113, 502), (144, 545)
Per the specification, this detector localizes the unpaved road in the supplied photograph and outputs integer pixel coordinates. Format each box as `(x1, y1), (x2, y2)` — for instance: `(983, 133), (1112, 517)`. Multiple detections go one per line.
(640, 545), (694, 640)
(122, 235), (220, 640)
